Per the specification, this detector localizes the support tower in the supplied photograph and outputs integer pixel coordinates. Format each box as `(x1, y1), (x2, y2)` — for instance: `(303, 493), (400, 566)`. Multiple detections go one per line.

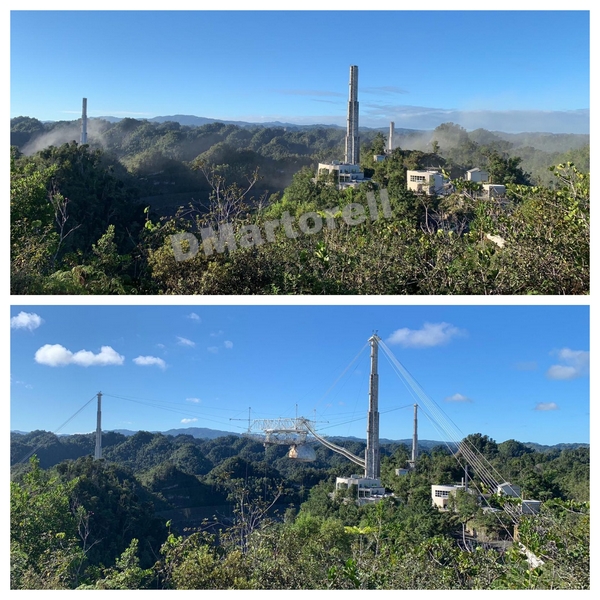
(409, 403), (418, 468)
(365, 334), (380, 479)
(344, 66), (360, 165)
(81, 98), (88, 145)
(94, 391), (102, 460)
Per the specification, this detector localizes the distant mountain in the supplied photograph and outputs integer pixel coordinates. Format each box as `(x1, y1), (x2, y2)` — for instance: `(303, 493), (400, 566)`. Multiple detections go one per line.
(162, 426), (241, 439)
(492, 130), (589, 153)
(107, 427), (240, 439)
(92, 113), (422, 133)
(328, 436), (457, 451)
(11, 427), (589, 451)
(523, 441), (589, 453)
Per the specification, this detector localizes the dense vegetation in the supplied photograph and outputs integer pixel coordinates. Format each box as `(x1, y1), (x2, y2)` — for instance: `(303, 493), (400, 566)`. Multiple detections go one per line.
(11, 117), (589, 294)
(10, 429), (589, 589)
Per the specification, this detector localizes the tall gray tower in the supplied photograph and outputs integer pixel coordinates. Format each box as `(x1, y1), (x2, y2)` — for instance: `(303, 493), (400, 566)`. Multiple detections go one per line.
(344, 65), (360, 165)
(388, 121), (395, 153)
(94, 391), (102, 460)
(81, 98), (88, 145)
(411, 403), (418, 466)
(365, 334), (380, 479)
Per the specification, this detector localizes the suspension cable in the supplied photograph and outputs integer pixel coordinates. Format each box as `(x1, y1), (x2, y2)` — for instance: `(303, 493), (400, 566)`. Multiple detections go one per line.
(15, 394), (98, 464)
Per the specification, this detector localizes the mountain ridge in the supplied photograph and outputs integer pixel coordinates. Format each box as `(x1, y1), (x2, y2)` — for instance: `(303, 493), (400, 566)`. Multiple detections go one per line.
(10, 427), (589, 451)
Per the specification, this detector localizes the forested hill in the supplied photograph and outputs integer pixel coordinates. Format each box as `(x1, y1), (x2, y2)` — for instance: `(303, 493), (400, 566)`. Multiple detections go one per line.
(11, 427), (588, 465)
(11, 116), (589, 189)
(10, 117), (589, 295)
(10, 428), (589, 589)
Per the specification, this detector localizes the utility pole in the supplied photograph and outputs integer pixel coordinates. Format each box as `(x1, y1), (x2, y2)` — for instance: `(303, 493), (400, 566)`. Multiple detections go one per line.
(94, 391), (102, 460)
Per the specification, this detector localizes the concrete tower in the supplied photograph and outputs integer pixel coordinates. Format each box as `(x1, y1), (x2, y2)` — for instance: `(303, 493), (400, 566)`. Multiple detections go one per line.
(388, 121), (395, 153)
(411, 403), (418, 464)
(81, 98), (88, 145)
(94, 391), (102, 460)
(365, 334), (380, 479)
(344, 65), (360, 165)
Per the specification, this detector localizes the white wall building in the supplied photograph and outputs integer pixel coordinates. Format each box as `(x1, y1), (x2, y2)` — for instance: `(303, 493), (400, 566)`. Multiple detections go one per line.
(318, 161), (366, 189)
(407, 170), (445, 195)
(431, 483), (466, 509)
(497, 482), (521, 497)
(466, 168), (489, 183)
(482, 183), (506, 199)
(336, 475), (387, 505)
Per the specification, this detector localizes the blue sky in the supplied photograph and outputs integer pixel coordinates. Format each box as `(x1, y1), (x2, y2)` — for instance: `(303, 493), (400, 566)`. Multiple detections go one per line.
(10, 305), (589, 446)
(9, 8), (590, 133)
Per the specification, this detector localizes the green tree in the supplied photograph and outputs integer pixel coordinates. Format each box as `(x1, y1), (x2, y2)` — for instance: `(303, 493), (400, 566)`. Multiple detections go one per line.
(484, 149), (531, 185)
(79, 539), (154, 589)
(10, 457), (86, 589)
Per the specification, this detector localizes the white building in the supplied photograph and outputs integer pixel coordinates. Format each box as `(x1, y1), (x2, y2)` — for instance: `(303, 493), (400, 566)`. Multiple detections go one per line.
(431, 483), (466, 509)
(466, 168), (489, 183)
(482, 183), (506, 199)
(407, 170), (445, 196)
(318, 161), (366, 189)
(336, 475), (387, 505)
(497, 482), (521, 497)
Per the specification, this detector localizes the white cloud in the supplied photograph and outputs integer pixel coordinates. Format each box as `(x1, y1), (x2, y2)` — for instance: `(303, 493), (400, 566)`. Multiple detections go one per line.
(535, 402), (559, 411)
(386, 322), (465, 348)
(274, 88), (345, 98)
(546, 365), (578, 380)
(186, 397), (201, 404)
(445, 393), (472, 403)
(187, 313), (201, 322)
(133, 356), (166, 369)
(546, 348), (589, 380)
(35, 344), (125, 367)
(11, 377), (33, 389)
(181, 418), (198, 424)
(224, 340), (233, 349)
(177, 336), (196, 347)
(11, 312), (43, 331)
(207, 346), (219, 354)
(210, 330), (224, 337)
(35, 344), (72, 366)
(362, 86), (409, 96)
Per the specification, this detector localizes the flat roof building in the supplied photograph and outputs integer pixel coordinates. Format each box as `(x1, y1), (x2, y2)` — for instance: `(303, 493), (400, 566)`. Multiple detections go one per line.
(336, 475), (387, 506)
(431, 483), (466, 509)
(407, 170), (445, 196)
(318, 161), (366, 189)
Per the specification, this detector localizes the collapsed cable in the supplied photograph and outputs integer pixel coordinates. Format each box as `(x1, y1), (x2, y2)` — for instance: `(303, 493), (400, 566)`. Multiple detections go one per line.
(15, 394), (98, 464)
